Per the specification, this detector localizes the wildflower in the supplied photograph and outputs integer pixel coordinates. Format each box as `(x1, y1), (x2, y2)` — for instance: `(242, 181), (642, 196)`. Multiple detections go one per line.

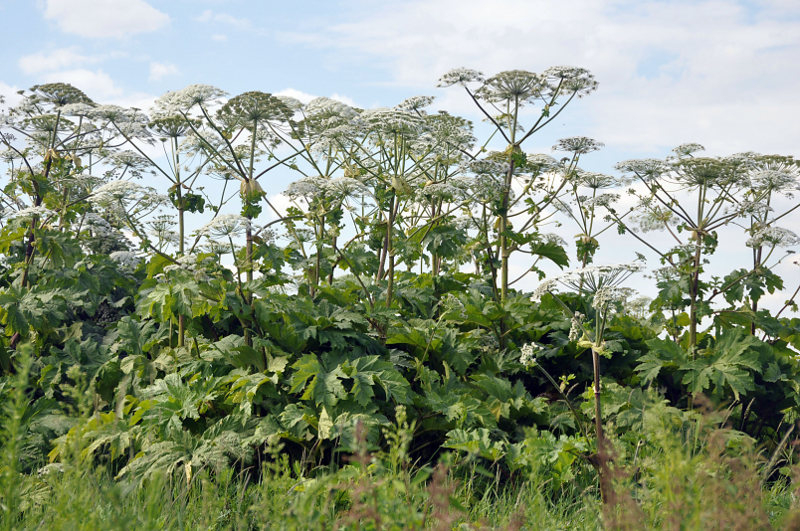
(82, 212), (115, 237)
(592, 286), (634, 311)
(469, 159), (507, 176)
(396, 96), (435, 113)
(625, 296), (652, 319)
(109, 250), (141, 271)
(520, 342), (541, 367)
(615, 158), (665, 182)
(568, 312), (585, 341)
(544, 66), (598, 96)
(526, 153), (560, 173)
(285, 175), (329, 203)
(671, 143), (705, 157)
(361, 107), (425, 135)
(746, 226), (800, 248)
(475, 70), (546, 104)
(218, 91), (292, 127)
(531, 277), (558, 302)
(29, 83), (92, 106)
(276, 95), (304, 112)
(90, 180), (143, 202)
(106, 150), (152, 179)
(749, 168), (800, 196)
(437, 68), (485, 87)
(197, 214), (251, 239)
(631, 205), (675, 233)
(155, 84), (226, 114)
(5, 205), (55, 222)
(553, 137), (604, 155)
(581, 193), (620, 210)
(533, 260), (646, 301)
(60, 102), (95, 116)
(737, 198), (774, 217)
(579, 172), (617, 190)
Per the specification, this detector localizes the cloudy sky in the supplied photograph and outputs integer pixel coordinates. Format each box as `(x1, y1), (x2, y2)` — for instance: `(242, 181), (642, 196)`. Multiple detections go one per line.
(3, 0), (799, 160)
(2, 0), (799, 306)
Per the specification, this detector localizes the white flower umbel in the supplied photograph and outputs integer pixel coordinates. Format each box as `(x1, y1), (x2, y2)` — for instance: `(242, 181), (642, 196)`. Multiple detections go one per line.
(533, 260), (645, 301)
(82, 212), (115, 237)
(109, 250), (141, 271)
(197, 214), (251, 239)
(90, 180), (143, 202)
(615, 159), (666, 183)
(436, 68), (485, 87)
(396, 96), (435, 113)
(749, 168), (800, 197)
(155, 84), (226, 114)
(553, 137), (604, 155)
(746, 226), (800, 249)
(5, 205), (56, 223)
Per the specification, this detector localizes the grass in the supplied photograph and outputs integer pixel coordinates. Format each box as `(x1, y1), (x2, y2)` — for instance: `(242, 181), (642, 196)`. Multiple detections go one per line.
(2, 359), (799, 530)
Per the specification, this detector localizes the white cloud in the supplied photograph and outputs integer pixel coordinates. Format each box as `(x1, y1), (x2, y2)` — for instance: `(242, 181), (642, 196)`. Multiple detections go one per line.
(211, 33), (228, 42)
(329, 93), (357, 107)
(148, 61), (178, 82)
(43, 0), (169, 39)
(18, 47), (100, 75)
(275, 88), (315, 104)
(196, 9), (251, 29)
(280, 0), (800, 156)
(0, 81), (23, 109)
(276, 88), (357, 107)
(265, 193), (291, 221)
(42, 69), (122, 99)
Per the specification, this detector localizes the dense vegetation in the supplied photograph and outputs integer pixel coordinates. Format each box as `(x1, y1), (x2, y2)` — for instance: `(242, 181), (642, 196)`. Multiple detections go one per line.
(1, 68), (800, 529)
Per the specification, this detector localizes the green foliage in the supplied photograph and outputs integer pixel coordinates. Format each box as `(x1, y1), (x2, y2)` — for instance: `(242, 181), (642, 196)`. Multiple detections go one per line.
(1, 75), (800, 528)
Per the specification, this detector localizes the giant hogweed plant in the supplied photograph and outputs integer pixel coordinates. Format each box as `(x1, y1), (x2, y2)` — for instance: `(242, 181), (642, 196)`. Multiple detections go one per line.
(0, 84), (140, 348)
(438, 67), (598, 300)
(2, 72), (800, 511)
(611, 146), (800, 419)
(614, 146), (800, 351)
(527, 260), (645, 501)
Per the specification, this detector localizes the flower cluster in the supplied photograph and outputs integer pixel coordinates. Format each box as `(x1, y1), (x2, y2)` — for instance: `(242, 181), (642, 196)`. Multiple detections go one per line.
(4, 205), (55, 223)
(155, 84), (226, 114)
(745, 226), (800, 248)
(671, 143), (705, 157)
(544, 66), (598, 96)
(553, 137), (604, 155)
(581, 193), (620, 210)
(532, 260), (645, 301)
(615, 159), (665, 182)
(592, 286), (634, 311)
(91, 180), (143, 201)
(475, 70), (545, 104)
(729, 200), (773, 218)
(569, 312), (585, 341)
(436, 68), (484, 88)
(361, 107), (425, 136)
(81, 212), (115, 237)
(749, 168), (800, 196)
(109, 250), (141, 271)
(196, 214), (252, 239)
(396, 96), (435, 113)
(520, 342), (541, 367)
(631, 205), (675, 233)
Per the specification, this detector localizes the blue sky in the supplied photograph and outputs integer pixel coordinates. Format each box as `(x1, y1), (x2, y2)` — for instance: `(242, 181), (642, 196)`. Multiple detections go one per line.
(2, 0), (799, 307)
